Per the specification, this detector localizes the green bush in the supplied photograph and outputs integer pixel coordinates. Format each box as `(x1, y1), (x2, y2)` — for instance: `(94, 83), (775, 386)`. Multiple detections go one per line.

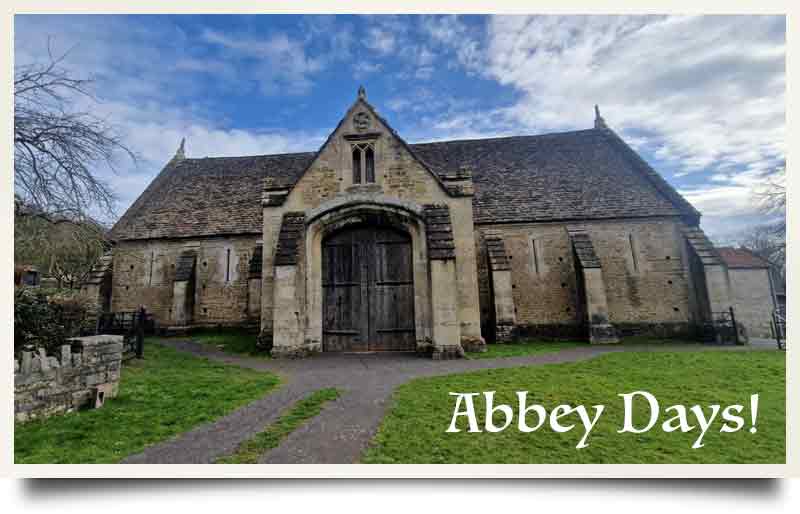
(14, 287), (91, 357)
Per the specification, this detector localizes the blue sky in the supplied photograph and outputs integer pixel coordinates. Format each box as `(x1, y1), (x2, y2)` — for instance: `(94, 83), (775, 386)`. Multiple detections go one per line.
(14, 14), (785, 240)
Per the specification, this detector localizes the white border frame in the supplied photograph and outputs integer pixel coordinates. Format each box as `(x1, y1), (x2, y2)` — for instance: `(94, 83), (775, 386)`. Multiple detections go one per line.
(2, 1), (794, 479)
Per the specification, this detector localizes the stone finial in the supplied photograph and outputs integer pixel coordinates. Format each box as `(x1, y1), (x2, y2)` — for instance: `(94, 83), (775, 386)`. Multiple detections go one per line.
(594, 104), (607, 129)
(357, 85), (366, 100)
(174, 138), (186, 160)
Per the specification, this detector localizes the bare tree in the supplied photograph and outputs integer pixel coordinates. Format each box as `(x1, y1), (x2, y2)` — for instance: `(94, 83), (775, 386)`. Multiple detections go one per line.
(754, 167), (786, 232)
(15, 210), (109, 289)
(14, 40), (135, 223)
(741, 167), (786, 289)
(739, 224), (786, 286)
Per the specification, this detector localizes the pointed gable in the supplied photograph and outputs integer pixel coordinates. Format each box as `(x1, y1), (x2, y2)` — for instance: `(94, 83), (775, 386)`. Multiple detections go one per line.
(277, 87), (458, 210)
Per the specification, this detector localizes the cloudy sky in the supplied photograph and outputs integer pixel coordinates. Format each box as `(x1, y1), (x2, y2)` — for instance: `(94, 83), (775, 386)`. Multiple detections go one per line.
(14, 14), (785, 240)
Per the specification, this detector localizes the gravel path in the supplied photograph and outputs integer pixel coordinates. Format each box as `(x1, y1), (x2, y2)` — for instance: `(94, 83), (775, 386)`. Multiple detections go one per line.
(123, 341), (773, 465)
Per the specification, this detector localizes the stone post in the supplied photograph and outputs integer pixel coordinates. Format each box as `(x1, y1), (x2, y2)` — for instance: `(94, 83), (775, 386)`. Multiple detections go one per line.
(567, 227), (618, 344)
(247, 245), (263, 321)
(271, 265), (307, 357)
(270, 212), (313, 358)
(485, 232), (516, 343)
(429, 259), (464, 359)
(424, 204), (465, 359)
(582, 267), (619, 344)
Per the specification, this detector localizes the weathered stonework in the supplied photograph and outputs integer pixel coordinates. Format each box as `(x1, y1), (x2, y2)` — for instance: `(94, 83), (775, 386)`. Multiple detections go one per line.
(14, 335), (123, 422)
(257, 95), (483, 358)
(727, 268), (774, 338)
(475, 218), (694, 340)
(79, 253), (113, 330)
(111, 235), (261, 327)
(105, 89), (775, 357)
(484, 231), (516, 343)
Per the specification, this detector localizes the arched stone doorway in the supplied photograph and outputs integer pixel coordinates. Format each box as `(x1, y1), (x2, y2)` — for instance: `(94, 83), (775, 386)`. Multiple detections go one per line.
(302, 198), (432, 356)
(322, 224), (415, 352)
(270, 195), (469, 359)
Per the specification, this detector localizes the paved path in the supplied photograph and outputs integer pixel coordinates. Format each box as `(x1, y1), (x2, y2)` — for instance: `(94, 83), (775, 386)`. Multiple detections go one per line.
(123, 341), (775, 465)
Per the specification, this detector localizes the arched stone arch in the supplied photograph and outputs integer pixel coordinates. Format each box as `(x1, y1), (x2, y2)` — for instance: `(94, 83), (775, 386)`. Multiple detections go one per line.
(304, 198), (432, 354)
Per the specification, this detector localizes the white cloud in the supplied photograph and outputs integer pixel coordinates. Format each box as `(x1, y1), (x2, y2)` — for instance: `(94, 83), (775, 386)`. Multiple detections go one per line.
(387, 97), (412, 112)
(421, 15), (785, 238)
(353, 61), (383, 79)
(14, 17), (329, 221)
(365, 27), (396, 54)
(483, 15), (785, 177)
(86, 99), (325, 219)
(201, 29), (325, 95)
(15, 15), (786, 241)
(421, 15), (485, 70)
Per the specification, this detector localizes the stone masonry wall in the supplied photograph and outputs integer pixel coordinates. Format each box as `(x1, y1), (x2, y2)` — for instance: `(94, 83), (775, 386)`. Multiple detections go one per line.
(112, 236), (261, 326)
(261, 99), (484, 349)
(475, 217), (693, 339)
(14, 335), (124, 422)
(728, 268), (775, 338)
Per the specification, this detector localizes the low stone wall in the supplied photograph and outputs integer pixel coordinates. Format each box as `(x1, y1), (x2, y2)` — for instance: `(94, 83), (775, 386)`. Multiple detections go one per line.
(14, 335), (124, 422)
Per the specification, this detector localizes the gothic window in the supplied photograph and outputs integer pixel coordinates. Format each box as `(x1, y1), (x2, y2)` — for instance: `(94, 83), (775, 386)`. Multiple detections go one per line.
(365, 146), (375, 183)
(352, 146), (362, 184)
(351, 142), (376, 184)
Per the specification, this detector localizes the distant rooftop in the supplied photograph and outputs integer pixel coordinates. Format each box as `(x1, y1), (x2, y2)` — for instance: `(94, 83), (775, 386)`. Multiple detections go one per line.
(716, 247), (771, 269)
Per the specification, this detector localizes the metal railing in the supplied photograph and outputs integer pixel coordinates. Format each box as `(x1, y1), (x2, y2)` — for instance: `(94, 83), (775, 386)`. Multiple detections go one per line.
(96, 307), (153, 360)
(771, 310), (786, 351)
(699, 306), (740, 345)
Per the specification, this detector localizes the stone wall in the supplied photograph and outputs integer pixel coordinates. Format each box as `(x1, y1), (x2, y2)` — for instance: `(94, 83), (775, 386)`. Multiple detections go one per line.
(112, 235), (261, 327)
(14, 335), (124, 422)
(728, 268), (775, 338)
(259, 97), (484, 356)
(475, 217), (693, 339)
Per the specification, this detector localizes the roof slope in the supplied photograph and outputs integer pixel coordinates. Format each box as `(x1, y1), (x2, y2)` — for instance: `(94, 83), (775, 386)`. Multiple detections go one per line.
(111, 152), (314, 240)
(716, 247), (771, 269)
(110, 128), (698, 241)
(413, 129), (695, 225)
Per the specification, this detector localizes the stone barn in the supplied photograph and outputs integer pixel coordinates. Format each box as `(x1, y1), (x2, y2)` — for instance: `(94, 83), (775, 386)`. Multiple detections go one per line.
(715, 247), (779, 338)
(95, 88), (771, 358)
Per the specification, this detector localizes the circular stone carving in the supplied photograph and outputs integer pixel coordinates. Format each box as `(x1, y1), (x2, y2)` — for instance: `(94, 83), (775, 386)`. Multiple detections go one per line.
(353, 111), (371, 132)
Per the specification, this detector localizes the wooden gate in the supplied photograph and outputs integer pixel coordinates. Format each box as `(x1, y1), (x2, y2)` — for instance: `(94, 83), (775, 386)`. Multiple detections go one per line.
(322, 225), (416, 352)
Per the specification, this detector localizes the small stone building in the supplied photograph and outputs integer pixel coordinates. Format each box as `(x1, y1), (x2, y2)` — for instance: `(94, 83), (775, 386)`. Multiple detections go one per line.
(98, 88), (771, 357)
(716, 247), (779, 338)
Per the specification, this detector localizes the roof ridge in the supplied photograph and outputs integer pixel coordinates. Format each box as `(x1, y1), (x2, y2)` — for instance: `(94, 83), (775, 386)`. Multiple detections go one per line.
(181, 150), (317, 161)
(174, 129), (602, 162)
(410, 128), (598, 146)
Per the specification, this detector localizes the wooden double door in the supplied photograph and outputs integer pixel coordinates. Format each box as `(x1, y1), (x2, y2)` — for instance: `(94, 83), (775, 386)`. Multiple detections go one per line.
(322, 225), (416, 352)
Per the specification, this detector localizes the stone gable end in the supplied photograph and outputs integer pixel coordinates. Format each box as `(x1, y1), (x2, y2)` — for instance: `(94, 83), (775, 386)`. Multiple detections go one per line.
(283, 97), (452, 212)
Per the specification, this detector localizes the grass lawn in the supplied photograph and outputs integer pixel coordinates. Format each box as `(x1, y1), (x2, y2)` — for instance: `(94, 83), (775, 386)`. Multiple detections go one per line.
(217, 388), (341, 464)
(190, 330), (268, 358)
(470, 340), (586, 359)
(364, 350), (785, 463)
(15, 340), (280, 464)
